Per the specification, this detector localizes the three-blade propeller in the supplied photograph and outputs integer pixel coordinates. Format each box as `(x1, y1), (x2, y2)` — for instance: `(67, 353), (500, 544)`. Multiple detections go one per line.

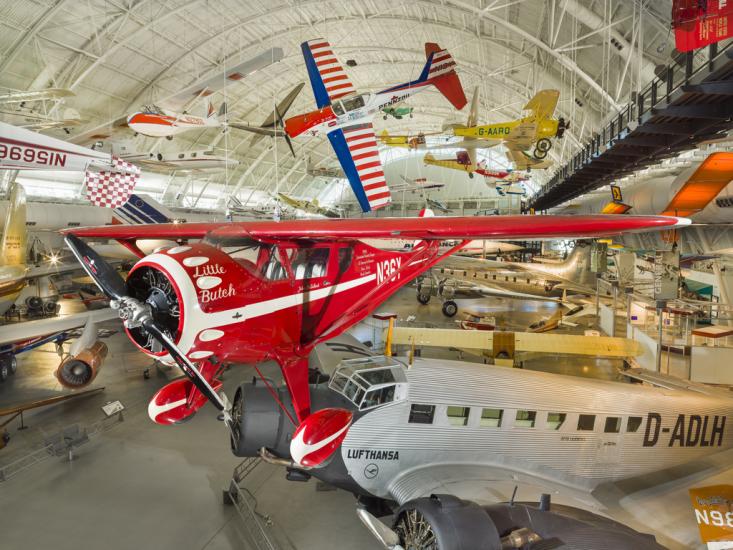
(64, 234), (229, 416)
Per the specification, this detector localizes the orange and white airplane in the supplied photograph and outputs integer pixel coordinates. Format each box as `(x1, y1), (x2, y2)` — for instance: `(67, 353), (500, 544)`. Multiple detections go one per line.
(125, 49), (284, 139)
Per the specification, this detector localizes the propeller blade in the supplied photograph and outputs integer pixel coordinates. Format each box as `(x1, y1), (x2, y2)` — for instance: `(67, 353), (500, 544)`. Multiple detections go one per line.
(274, 105), (296, 158)
(66, 233), (229, 418)
(64, 234), (127, 301)
(141, 319), (227, 413)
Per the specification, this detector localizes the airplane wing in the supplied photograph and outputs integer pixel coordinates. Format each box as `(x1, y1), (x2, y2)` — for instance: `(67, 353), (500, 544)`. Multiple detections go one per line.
(505, 122), (537, 150)
(63, 215), (690, 245)
(328, 123), (391, 212)
(0, 88), (74, 105)
(0, 308), (118, 348)
(506, 148), (553, 170)
(524, 89), (559, 120)
(302, 39), (357, 108)
(159, 48), (284, 112)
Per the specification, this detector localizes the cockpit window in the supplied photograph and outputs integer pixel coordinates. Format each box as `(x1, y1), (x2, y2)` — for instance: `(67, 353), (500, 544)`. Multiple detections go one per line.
(203, 235), (286, 280)
(292, 248), (329, 280)
(329, 356), (406, 411)
(332, 102), (345, 116)
(340, 94), (366, 112)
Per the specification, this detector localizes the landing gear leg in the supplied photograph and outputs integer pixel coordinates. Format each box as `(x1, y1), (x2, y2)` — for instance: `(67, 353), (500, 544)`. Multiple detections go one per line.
(278, 356), (311, 423)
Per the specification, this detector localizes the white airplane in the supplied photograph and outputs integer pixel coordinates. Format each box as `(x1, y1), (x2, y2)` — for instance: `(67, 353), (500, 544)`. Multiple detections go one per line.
(0, 121), (140, 207)
(232, 339), (731, 550)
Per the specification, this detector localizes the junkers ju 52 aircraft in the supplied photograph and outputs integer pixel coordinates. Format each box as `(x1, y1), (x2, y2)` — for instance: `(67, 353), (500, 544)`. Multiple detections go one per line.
(63, 214), (690, 548)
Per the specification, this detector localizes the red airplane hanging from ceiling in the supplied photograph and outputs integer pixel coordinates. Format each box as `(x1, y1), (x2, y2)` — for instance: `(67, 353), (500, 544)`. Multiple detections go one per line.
(63, 214), (689, 435)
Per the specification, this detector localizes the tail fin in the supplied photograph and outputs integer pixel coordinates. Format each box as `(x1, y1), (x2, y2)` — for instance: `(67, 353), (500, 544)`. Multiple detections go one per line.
(112, 193), (174, 224)
(1, 182), (26, 267)
(418, 43), (467, 110)
(216, 102), (227, 119)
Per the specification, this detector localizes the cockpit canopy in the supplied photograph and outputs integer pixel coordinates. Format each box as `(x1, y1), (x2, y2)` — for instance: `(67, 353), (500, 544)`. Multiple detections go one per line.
(329, 356), (407, 411)
(141, 104), (164, 115)
(331, 93), (370, 116)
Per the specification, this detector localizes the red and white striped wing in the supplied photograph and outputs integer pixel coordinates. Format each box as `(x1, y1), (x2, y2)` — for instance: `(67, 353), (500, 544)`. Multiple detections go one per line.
(304, 39), (357, 103)
(342, 123), (391, 210)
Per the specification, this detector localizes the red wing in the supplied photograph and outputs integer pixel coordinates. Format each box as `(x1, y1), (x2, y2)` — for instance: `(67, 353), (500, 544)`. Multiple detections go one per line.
(63, 215), (689, 242)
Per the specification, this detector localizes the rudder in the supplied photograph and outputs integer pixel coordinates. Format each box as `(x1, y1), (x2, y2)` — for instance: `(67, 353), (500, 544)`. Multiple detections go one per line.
(420, 43), (467, 110)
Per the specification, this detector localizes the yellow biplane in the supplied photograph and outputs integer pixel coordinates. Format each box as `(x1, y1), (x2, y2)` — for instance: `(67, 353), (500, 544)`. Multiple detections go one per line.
(452, 89), (568, 161)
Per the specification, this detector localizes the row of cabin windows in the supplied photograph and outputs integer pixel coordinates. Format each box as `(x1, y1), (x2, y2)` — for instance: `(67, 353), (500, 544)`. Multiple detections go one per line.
(438, 268), (532, 285)
(409, 404), (644, 434)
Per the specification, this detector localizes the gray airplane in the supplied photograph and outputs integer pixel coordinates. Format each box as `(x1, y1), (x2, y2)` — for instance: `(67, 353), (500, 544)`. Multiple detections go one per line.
(230, 338), (732, 549)
(417, 241), (598, 316)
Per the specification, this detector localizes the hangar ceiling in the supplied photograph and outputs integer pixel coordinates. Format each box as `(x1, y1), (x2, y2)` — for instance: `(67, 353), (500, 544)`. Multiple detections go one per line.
(0, 0), (678, 211)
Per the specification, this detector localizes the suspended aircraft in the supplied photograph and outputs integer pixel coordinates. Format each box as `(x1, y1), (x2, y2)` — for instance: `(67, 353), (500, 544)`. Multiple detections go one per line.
(125, 49), (285, 139)
(276, 192), (341, 218)
(284, 39), (468, 212)
(62, 213), (685, 431)
(381, 102), (413, 119)
(389, 175), (445, 193)
(0, 121), (140, 208)
(451, 88), (568, 160)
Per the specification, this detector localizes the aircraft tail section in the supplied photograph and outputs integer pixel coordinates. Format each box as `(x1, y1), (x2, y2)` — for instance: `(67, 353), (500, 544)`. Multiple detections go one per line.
(216, 102), (227, 119)
(419, 44), (467, 110)
(112, 193), (174, 225)
(523, 89), (560, 121)
(1, 182), (26, 267)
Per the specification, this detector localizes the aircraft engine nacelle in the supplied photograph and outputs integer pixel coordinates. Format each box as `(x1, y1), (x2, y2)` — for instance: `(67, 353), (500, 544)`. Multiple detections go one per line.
(55, 341), (108, 388)
(230, 378), (355, 464)
(124, 243), (252, 364)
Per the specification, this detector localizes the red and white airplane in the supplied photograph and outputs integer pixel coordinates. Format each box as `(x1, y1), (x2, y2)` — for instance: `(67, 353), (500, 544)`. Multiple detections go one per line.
(285, 40), (468, 213)
(62, 214), (688, 435)
(0, 121), (140, 208)
(126, 104), (225, 139)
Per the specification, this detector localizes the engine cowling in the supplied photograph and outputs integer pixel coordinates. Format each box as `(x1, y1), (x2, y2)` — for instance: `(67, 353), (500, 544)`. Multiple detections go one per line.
(55, 341), (107, 388)
(123, 242), (253, 364)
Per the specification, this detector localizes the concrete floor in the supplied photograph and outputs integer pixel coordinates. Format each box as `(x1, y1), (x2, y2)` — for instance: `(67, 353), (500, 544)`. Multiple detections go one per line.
(0, 287), (730, 549)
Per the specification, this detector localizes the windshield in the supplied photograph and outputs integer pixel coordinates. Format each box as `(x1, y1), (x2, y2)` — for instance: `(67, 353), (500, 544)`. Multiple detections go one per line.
(329, 356), (406, 411)
(341, 94), (366, 112)
(204, 236), (287, 280)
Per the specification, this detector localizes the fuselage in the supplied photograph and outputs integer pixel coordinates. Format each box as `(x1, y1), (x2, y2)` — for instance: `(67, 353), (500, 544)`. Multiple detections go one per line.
(447, 242), (593, 294)
(126, 110), (220, 138)
(285, 85), (430, 138)
(322, 357), (733, 503)
(454, 116), (559, 143)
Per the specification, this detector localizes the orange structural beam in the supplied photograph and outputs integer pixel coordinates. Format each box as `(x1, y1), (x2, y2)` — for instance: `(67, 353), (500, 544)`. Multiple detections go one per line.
(601, 201), (632, 214)
(661, 152), (733, 217)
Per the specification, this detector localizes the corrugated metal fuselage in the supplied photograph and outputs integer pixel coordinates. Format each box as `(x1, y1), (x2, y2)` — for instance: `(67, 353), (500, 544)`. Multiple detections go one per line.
(337, 358), (732, 503)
